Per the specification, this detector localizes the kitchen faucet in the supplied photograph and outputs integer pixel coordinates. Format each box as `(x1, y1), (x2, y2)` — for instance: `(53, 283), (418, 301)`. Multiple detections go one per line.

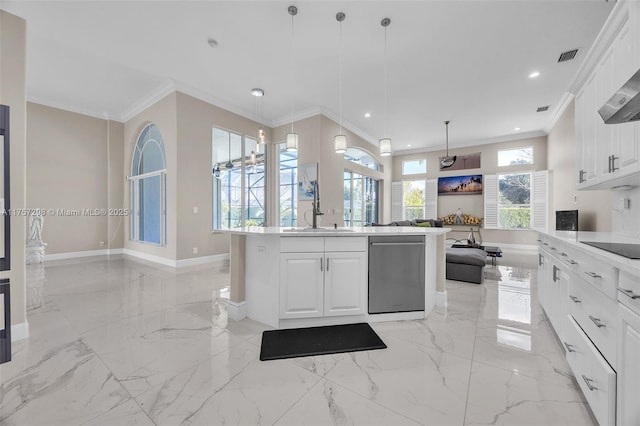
(312, 180), (323, 229)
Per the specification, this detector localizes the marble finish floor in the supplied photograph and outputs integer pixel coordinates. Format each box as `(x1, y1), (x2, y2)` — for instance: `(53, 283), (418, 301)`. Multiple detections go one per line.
(0, 252), (596, 426)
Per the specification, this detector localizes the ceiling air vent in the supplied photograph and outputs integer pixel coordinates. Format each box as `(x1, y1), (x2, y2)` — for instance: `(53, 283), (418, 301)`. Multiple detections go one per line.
(558, 49), (579, 62)
(537, 106), (550, 112)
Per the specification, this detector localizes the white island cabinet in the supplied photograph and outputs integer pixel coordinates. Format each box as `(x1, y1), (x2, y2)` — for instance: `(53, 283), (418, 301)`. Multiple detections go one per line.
(217, 226), (449, 329)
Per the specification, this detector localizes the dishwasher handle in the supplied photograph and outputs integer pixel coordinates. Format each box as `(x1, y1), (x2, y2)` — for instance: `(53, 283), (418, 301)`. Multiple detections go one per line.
(370, 242), (425, 246)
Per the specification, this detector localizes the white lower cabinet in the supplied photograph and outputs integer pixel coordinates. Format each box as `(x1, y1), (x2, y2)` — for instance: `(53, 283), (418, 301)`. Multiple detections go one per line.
(564, 315), (617, 426)
(279, 237), (367, 320)
(617, 303), (640, 426)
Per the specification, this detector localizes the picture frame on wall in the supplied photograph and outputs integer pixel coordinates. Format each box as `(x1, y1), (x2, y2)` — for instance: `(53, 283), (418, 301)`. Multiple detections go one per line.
(298, 163), (318, 200)
(438, 174), (483, 195)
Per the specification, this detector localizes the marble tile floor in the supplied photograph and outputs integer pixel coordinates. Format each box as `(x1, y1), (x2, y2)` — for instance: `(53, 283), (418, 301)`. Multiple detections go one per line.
(0, 252), (597, 426)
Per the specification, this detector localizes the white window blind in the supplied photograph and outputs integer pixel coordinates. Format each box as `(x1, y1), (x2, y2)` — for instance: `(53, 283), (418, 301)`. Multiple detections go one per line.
(425, 179), (438, 220)
(391, 182), (403, 222)
(483, 175), (498, 229)
(531, 170), (549, 232)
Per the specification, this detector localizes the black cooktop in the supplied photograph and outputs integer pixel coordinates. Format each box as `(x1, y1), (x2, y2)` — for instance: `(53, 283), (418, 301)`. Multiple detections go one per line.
(580, 241), (640, 259)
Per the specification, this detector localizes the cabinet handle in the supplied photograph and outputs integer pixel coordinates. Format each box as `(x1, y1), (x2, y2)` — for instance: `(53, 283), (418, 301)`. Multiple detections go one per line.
(585, 271), (601, 279)
(326, 258), (330, 271)
(589, 315), (605, 328)
(620, 288), (640, 300)
(582, 375), (598, 391)
(536, 239), (542, 242)
(320, 258), (323, 272)
(559, 252), (567, 257)
(538, 254), (544, 266)
(611, 155), (619, 172)
(579, 169), (585, 183)
(563, 342), (575, 353)
(550, 247), (557, 251)
(552, 265), (560, 282)
(543, 242), (549, 246)
(608, 155), (612, 174)
(569, 295), (581, 304)
(567, 259), (578, 265)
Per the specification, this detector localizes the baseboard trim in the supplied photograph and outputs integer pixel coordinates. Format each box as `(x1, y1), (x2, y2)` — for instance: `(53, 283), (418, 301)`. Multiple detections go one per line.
(175, 253), (230, 268)
(436, 290), (448, 308)
(11, 321), (29, 342)
(44, 249), (124, 261)
(224, 300), (247, 321)
(122, 249), (176, 267)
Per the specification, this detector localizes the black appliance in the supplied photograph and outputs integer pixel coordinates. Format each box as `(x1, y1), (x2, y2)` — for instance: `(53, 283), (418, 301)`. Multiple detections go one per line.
(556, 210), (578, 231)
(581, 241), (640, 259)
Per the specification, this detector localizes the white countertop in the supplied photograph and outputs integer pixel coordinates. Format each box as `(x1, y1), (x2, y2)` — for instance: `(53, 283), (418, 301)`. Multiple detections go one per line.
(540, 230), (640, 275)
(215, 226), (451, 237)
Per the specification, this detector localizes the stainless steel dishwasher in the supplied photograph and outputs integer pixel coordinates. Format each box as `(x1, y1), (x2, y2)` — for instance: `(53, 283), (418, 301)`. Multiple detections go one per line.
(368, 235), (425, 314)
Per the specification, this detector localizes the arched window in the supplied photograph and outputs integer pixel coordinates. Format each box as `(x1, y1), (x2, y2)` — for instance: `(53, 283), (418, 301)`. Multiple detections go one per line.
(131, 123), (166, 245)
(344, 147), (381, 171)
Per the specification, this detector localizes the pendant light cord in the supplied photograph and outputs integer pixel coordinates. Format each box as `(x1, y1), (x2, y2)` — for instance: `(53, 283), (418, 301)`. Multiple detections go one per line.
(339, 18), (343, 134)
(290, 10), (295, 134)
(383, 25), (388, 138)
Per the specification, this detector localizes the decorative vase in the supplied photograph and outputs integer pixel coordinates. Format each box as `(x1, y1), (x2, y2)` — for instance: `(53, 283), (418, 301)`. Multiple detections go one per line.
(467, 228), (476, 246)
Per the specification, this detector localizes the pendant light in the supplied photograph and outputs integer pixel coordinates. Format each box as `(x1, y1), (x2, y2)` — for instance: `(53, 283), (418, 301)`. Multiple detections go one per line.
(441, 120), (457, 168)
(379, 18), (392, 157)
(225, 132), (234, 170)
(251, 88), (266, 146)
(334, 12), (347, 154)
(285, 5), (299, 152)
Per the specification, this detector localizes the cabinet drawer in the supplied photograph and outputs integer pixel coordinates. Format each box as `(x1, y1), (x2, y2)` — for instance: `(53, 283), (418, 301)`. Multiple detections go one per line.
(325, 237), (367, 252)
(568, 278), (618, 369)
(280, 237), (324, 253)
(563, 315), (616, 426)
(573, 250), (618, 299)
(618, 269), (640, 313)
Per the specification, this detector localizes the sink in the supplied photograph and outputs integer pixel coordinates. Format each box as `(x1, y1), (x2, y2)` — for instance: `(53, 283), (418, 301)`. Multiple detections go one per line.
(282, 227), (354, 233)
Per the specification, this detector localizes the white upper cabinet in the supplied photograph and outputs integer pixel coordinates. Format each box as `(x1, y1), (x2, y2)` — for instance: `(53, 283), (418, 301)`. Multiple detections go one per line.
(575, 1), (640, 190)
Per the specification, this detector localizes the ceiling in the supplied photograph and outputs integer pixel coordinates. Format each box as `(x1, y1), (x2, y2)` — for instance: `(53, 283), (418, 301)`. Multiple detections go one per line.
(1, 1), (614, 154)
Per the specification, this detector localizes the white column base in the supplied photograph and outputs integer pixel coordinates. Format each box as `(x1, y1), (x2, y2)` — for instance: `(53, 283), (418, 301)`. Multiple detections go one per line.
(436, 290), (448, 308)
(11, 321), (29, 342)
(224, 300), (247, 321)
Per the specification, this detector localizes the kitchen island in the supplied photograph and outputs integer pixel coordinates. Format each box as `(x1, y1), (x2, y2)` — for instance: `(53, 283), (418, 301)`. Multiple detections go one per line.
(217, 226), (450, 329)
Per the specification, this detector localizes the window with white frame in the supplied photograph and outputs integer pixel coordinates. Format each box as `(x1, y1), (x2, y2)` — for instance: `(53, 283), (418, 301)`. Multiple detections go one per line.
(344, 147), (381, 171)
(130, 123), (167, 245)
(498, 147), (533, 167)
(344, 171), (379, 226)
(212, 128), (265, 229)
(484, 171), (548, 230)
(279, 143), (298, 227)
(402, 159), (426, 175)
(402, 180), (425, 220)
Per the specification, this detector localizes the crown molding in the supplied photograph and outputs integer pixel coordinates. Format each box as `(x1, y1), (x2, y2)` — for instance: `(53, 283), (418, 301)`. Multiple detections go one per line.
(26, 95), (117, 121)
(319, 108), (379, 147)
(567, 0), (628, 95)
(542, 91), (574, 135)
(118, 80), (176, 122)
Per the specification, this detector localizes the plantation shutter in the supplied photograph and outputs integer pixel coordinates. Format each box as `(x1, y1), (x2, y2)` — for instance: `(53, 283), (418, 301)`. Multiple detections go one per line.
(391, 182), (403, 221)
(531, 170), (549, 232)
(484, 174), (498, 229)
(424, 179), (438, 220)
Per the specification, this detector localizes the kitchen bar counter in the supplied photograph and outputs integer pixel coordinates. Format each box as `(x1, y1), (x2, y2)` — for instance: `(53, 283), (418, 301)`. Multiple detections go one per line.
(216, 226), (450, 328)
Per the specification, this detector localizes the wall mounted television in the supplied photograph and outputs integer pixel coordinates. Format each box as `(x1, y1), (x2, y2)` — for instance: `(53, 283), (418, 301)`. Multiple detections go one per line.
(555, 210), (578, 231)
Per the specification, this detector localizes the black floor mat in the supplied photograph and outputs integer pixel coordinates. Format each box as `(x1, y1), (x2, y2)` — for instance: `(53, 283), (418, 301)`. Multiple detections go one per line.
(259, 322), (387, 361)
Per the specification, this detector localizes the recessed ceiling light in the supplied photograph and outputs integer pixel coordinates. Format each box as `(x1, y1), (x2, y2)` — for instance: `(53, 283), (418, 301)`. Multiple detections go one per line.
(364, 113), (371, 118)
(407, 144), (411, 147)
(251, 88), (264, 97)
(514, 127), (521, 131)
(529, 71), (540, 79)
(208, 39), (218, 48)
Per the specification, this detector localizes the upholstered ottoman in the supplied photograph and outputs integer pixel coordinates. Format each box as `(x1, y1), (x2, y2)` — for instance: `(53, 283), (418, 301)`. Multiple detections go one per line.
(446, 248), (487, 284)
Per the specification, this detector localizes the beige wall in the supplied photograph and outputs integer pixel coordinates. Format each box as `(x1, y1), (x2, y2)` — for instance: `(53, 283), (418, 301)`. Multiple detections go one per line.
(0, 10), (27, 330)
(547, 101), (612, 231)
(123, 93), (178, 261)
(393, 135), (548, 246)
(273, 114), (392, 226)
(107, 120), (125, 250)
(26, 103), (118, 254)
(175, 92), (272, 260)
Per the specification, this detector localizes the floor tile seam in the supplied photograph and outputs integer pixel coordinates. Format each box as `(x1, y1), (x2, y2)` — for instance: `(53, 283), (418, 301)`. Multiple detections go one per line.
(80, 345), (159, 426)
(270, 371), (326, 425)
(380, 332), (476, 363)
(462, 299), (481, 426)
(468, 357), (578, 389)
(301, 374), (423, 426)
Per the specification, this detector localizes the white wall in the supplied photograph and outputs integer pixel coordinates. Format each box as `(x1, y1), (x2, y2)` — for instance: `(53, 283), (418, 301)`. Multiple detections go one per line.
(612, 186), (640, 238)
